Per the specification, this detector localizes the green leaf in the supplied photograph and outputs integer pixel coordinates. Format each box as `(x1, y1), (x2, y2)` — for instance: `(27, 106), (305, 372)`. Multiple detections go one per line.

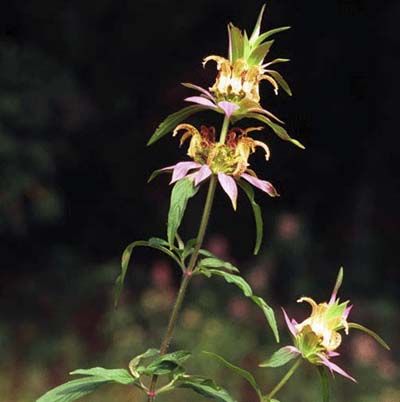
(129, 348), (160, 376)
(148, 237), (171, 248)
(259, 347), (298, 368)
(198, 257), (240, 273)
(115, 240), (150, 307)
(254, 26), (291, 47)
(245, 112), (305, 149)
(199, 269), (279, 342)
(318, 366), (330, 402)
(331, 267), (344, 299)
(198, 248), (215, 257)
(249, 4), (266, 43)
(167, 178), (198, 247)
(36, 368), (135, 402)
(70, 368), (134, 385)
(251, 296), (279, 342)
(139, 361), (182, 376)
(265, 58), (290, 67)
(115, 239), (182, 307)
(203, 269), (252, 296)
(237, 180), (263, 255)
(148, 168), (169, 183)
(229, 23), (244, 62)
(181, 238), (198, 260)
(175, 233), (185, 249)
(36, 377), (109, 402)
(243, 30), (251, 60)
(178, 376), (236, 402)
(248, 40), (274, 65)
(182, 239), (218, 261)
(203, 351), (261, 398)
(265, 70), (292, 96)
(348, 323), (390, 350)
(147, 105), (206, 146)
(140, 350), (192, 376)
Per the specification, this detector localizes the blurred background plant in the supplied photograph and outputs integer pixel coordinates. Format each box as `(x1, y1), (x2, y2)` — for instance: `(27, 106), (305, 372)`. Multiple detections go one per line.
(0, 1), (398, 401)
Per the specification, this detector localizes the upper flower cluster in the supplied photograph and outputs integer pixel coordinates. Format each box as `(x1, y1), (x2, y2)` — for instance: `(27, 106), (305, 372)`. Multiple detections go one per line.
(147, 5), (303, 150)
(183, 5), (298, 137)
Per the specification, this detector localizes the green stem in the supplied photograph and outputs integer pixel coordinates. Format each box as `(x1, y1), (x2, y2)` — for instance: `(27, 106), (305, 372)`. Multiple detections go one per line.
(218, 114), (230, 144)
(146, 171), (218, 401)
(266, 358), (302, 400)
(186, 174), (217, 273)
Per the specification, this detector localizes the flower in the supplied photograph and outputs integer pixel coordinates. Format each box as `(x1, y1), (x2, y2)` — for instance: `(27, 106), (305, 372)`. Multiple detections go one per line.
(281, 268), (390, 382)
(203, 55), (282, 102)
(160, 123), (278, 210)
(183, 53), (290, 126)
(182, 5), (293, 124)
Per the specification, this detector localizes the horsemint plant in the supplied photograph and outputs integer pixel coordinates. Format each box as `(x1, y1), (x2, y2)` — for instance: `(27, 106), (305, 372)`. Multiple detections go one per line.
(36, 5), (389, 402)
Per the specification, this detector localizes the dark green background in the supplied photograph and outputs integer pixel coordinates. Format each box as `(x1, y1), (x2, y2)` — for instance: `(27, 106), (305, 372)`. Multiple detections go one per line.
(0, 1), (398, 401)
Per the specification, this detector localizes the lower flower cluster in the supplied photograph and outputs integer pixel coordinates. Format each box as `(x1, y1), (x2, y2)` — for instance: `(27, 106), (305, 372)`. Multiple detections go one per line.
(161, 123), (278, 210)
(273, 268), (390, 382)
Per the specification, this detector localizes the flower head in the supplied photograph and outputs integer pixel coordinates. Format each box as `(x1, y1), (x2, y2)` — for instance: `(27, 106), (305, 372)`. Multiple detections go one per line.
(281, 268), (390, 382)
(159, 123), (278, 210)
(203, 55), (280, 105)
(183, 6), (292, 116)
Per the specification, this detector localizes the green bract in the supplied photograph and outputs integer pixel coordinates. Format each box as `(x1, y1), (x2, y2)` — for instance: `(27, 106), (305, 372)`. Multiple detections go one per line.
(228, 4), (290, 66)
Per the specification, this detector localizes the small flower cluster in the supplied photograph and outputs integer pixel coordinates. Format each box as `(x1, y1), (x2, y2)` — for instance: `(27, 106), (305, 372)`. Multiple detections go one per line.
(280, 268), (389, 382)
(162, 124), (277, 209)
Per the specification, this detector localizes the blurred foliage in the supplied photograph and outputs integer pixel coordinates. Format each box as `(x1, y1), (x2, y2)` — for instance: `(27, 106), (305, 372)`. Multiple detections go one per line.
(0, 43), (70, 233)
(0, 225), (398, 401)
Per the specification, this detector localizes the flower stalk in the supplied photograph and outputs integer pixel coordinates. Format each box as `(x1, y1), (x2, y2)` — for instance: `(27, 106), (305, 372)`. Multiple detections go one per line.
(218, 114), (230, 144)
(266, 358), (302, 400)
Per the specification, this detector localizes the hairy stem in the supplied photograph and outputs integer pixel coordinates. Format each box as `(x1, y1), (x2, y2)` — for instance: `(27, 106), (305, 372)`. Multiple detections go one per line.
(218, 114), (230, 144)
(266, 358), (302, 400)
(146, 159), (220, 401)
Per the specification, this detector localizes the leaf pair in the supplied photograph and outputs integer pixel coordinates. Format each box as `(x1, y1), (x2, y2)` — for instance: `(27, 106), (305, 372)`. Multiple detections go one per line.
(129, 348), (238, 402)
